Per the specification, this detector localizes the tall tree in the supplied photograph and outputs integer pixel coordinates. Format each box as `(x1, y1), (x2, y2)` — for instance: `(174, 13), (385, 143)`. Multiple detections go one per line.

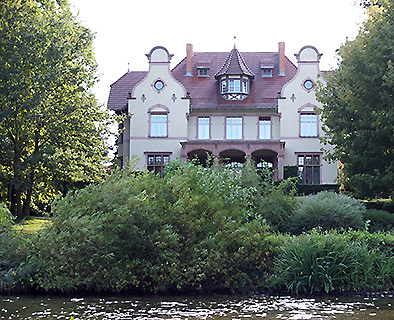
(0, 0), (114, 218)
(316, 0), (394, 199)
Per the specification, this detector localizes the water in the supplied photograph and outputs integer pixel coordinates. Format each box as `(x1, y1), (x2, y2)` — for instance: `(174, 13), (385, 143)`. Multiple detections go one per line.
(1, 295), (394, 319)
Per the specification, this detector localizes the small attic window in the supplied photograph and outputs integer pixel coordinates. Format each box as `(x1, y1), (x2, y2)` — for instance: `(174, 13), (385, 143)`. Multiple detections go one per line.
(260, 60), (274, 78)
(197, 67), (209, 77)
(261, 68), (273, 77)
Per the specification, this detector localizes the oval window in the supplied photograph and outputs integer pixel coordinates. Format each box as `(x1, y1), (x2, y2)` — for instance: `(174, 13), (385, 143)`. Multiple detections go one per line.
(304, 80), (313, 90)
(154, 80), (164, 90)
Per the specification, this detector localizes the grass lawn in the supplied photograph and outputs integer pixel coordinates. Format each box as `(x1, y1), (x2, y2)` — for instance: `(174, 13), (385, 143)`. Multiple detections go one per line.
(14, 217), (52, 234)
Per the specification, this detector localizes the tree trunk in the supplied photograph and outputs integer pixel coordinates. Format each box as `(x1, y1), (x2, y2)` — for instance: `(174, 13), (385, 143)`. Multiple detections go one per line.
(15, 188), (23, 220)
(23, 188), (32, 217)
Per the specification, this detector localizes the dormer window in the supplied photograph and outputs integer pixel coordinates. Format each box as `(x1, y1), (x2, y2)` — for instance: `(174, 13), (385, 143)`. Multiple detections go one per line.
(197, 61), (210, 77)
(220, 77), (250, 100)
(197, 67), (209, 77)
(229, 79), (240, 92)
(260, 60), (274, 78)
(261, 68), (273, 77)
(214, 47), (254, 101)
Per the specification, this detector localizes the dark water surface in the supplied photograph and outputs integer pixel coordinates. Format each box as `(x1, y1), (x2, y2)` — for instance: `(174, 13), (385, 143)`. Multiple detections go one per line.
(1, 295), (394, 319)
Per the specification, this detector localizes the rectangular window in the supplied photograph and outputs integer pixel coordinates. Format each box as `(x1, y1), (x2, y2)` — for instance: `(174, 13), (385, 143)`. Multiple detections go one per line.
(226, 117), (242, 139)
(228, 79), (240, 93)
(259, 117), (271, 140)
(150, 114), (167, 137)
(297, 154), (321, 185)
(147, 154), (170, 178)
(197, 68), (209, 77)
(221, 80), (226, 93)
(242, 80), (248, 93)
(261, 68), (273, 77)
(300, 113), (318, 137)
(198, 117), (209, 139)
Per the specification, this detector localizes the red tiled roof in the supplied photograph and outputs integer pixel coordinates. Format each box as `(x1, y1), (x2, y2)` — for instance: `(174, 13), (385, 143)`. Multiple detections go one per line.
(107, 49), (298, 111)
(214, 48), (255, 78)
(107, 71), (147, 111)
(172, 51), (297, 110)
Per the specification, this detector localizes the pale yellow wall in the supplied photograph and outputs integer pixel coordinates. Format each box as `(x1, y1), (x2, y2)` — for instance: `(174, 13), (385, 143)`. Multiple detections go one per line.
(188, 110), (279, 141)
(278, 46), (337, 184)
(126, 47), (189, 171)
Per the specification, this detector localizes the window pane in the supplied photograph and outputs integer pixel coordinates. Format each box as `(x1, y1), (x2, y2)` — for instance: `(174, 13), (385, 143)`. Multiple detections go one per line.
(305, 156), (312, 165)
(313, 155), (320, 165)
(163, 156), (170, 165)
(221, 81), (226, 93)
(148, 156), (154, 165)
(198, 117), (209, 139)
(259, 119), (270, 139)
(298, 167), (304, 184)
(151, 114), (167, 137)
(300, 114), (317, 137)
(306, 166), (312, 184)
(226, 117), (242, 139)
(155, 155), (162, 165)
(298, 156), (304, 166)
(314, 167), (320, 185)
(242, 81), (248, 93)
(229, 79), (240, 93)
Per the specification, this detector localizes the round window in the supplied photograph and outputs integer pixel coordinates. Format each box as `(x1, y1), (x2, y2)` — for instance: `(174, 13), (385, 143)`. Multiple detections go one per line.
(154, 80), (164, 90)
(304, 80), (313, 90)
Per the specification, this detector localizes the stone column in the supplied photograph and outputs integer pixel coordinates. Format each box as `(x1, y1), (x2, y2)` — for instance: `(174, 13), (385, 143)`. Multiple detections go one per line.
(277, 155), (284, 180)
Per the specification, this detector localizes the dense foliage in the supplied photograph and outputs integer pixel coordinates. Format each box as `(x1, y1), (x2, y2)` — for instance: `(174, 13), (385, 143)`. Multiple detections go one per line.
(0, 203), (30, 293)
(272, 230), (394, 294)
(32, 161), (282, 293)
(0, 0), (115, 218)
(291, 191), (366, 234)
(2, 160), (394, 295)
(316, 0), (394, 199)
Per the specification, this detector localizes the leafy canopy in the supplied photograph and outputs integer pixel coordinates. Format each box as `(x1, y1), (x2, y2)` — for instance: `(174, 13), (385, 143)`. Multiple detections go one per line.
(0, 0), (115, 217)
(316, 0), (394, 199)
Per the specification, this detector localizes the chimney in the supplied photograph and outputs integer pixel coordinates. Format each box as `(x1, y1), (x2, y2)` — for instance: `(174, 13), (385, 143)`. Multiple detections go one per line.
(278, 42), (286, 76)
(186, 43), (193, 76)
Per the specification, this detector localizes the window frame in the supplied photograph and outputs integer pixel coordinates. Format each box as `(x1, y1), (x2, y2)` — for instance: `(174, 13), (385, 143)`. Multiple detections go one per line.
(296, 153), (322, 185)
(300, 112), (318, 137)
(146, 153), (171, 178)
(226, 116), (243, 140)
(149, 112), (168, 138)
(259, 116), (271, 140)
(197, 116), (210, 140)
(197, 67), (209, 77)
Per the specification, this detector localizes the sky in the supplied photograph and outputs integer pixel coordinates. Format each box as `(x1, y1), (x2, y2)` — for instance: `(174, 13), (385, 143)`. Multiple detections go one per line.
(68, 0), (367, 105)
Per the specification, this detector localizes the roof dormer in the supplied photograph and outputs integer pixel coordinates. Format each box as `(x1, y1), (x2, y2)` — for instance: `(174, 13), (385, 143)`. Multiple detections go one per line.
(215, 47), (254, 101)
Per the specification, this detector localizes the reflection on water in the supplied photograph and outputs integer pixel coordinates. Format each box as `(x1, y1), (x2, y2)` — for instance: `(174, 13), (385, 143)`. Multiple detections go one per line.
(0, 294), (393, 319)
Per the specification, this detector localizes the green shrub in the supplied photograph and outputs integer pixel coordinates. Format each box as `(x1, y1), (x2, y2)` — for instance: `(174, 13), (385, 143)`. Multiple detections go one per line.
(365, 209), (394, 233)
(34, 161), (273, 293)
(0, 203), (31, 293)
(291, 191), (366, 234)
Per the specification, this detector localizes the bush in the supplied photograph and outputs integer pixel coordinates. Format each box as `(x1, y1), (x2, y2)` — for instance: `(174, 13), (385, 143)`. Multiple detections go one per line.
(291, 191), (366, 234)
(33, 161), (273, 293)
(365, 209), (394, 233)
(0, 203), (31, 293)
